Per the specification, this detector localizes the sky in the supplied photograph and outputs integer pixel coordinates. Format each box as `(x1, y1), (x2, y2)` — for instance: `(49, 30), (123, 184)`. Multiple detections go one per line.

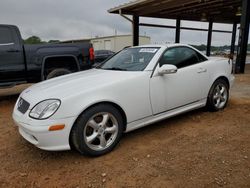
(0, 0), (248, 46)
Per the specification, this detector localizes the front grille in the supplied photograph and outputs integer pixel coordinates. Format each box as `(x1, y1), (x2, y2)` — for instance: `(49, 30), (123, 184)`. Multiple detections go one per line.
(17, 98), (30, 114)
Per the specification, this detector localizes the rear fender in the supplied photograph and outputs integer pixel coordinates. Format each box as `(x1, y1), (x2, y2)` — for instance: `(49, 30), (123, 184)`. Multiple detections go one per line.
(41, 55), (80, 80)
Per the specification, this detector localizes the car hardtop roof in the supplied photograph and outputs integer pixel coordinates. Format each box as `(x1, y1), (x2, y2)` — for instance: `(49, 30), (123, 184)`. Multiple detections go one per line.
(130, 44), (208, 59)
(131, 43), (192, 49)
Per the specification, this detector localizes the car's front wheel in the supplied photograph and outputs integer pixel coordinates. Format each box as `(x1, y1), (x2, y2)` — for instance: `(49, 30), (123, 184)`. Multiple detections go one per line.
(206, 79), (229, 111)
(70, 104), (124, 156)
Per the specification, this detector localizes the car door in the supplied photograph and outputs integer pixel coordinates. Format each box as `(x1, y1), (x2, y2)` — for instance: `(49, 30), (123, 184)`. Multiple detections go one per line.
(150, 46), (209, 114)
(0, 25), (26, 84)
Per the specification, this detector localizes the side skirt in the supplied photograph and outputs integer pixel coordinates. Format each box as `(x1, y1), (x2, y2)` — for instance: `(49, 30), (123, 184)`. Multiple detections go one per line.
(125, 99), (207, 133)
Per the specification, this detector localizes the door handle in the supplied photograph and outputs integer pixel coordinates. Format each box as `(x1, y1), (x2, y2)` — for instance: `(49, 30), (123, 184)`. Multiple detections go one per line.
(197, 68), (207, 73)
(6, 49), (20, 53)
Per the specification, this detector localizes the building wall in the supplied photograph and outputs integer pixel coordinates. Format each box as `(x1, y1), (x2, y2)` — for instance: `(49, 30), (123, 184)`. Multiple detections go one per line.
(91, 35), (151, 52)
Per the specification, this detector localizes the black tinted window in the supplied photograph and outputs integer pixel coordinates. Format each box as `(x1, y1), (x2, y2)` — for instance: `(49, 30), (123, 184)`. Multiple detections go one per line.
(196, 51), (207, 62)
(159, 47), (201, 69)
(95, 50), (104, 55)
(96, 50), (114, 55)
(0, 27), (13, 44)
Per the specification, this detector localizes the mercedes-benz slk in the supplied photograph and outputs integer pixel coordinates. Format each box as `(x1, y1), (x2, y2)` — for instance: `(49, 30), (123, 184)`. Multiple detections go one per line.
(13, 44), (234, 156)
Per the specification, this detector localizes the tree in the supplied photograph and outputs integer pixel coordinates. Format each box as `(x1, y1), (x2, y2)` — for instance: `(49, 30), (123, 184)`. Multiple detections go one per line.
(191, 44), (207, 51)
(24, 36), (44, 44)
(48, 40), (60, 43)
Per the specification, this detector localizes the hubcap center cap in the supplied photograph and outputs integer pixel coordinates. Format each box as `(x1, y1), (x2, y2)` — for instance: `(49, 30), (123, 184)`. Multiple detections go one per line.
(98, 127), (105, 134)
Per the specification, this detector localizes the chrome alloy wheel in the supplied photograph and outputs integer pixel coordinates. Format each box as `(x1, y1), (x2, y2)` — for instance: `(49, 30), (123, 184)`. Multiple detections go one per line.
(213, 83), (228, 109)
(84, 112), (118, 151)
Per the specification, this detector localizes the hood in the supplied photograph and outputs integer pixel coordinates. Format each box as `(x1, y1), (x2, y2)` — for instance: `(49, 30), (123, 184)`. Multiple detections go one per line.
(21, 69), (145, 104)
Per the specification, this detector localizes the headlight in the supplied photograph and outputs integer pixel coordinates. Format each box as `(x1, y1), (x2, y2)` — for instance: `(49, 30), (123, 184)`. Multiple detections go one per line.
(29, 99), (61, 120)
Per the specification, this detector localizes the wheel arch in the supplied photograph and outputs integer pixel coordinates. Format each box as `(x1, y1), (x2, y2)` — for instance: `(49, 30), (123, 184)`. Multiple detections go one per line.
(206, 75), (230, 101)
(69, 101), (128, 151)
(41, 55), (80, 80)
(213, 76), (230, 89)
(72, 101), (127, 132)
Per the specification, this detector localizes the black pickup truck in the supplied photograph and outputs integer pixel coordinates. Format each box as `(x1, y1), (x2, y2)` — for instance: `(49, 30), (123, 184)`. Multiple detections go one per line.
(0, 24), (94, 88)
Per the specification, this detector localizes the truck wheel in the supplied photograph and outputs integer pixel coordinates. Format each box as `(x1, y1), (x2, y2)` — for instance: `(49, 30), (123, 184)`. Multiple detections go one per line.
(46, 68), (72, 79)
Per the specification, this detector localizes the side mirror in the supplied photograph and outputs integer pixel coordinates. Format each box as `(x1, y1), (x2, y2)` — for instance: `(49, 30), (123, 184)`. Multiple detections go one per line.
(158, 64), (178, 75)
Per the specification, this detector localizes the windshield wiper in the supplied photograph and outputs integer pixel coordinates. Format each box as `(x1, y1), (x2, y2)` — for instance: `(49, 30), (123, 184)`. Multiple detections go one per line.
(103, 67), (127, 71)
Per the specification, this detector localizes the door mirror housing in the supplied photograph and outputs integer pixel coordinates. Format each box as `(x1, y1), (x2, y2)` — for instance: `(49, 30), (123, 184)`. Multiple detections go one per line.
(158, 64), (178, 75)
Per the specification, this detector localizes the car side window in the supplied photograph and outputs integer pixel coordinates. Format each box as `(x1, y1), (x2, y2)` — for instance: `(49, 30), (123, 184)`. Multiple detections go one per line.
(196, 51), (208, 62)
(0, 27), (14, 44)
(159, 47), (202, 69)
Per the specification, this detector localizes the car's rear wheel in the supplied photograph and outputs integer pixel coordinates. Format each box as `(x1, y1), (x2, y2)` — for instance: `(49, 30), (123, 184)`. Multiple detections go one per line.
(70, 104), (124, 156)
(206, 79), (229, 111)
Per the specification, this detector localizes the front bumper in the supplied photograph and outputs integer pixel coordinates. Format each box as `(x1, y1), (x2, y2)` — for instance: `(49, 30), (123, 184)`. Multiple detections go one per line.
(13, 109), (76, 151)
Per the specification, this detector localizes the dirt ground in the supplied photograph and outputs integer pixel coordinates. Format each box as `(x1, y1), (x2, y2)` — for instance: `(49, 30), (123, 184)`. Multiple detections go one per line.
(0, 66), (250, 188)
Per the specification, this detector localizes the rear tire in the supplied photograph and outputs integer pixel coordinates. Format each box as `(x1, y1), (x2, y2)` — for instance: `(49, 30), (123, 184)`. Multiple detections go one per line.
(70, 104), (124, 156)
(206, 79), (229, 112)
(46, 68), (71, 79)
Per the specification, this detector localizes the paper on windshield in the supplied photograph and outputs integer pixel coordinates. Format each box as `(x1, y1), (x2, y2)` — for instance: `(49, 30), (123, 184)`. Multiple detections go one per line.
(139, 48), (158, 53)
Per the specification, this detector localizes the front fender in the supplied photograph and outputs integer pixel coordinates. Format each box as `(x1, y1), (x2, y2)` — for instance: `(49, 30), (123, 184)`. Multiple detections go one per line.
(52, 74), (152, 124)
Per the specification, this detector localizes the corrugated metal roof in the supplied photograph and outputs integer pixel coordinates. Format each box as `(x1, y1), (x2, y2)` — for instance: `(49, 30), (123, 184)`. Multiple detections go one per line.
(109, 0), (242, 23)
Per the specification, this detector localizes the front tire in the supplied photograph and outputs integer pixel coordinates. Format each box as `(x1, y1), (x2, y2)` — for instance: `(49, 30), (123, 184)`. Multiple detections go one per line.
(206, 79), (229, 112)
(70, 104), (124, 156)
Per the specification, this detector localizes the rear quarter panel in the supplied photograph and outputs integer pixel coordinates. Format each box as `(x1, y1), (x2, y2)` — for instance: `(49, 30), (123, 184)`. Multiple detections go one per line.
(206, 57), (233, 90)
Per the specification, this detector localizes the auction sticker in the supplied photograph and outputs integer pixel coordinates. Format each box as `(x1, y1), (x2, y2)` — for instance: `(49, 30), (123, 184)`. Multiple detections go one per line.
(139, 48), (158, 53)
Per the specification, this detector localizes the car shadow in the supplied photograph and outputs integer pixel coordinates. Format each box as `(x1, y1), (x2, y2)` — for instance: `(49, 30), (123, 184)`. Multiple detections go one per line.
(22, 107), (207, 160)
(0, 94), (20, 102)
(123, 107), (206, 139)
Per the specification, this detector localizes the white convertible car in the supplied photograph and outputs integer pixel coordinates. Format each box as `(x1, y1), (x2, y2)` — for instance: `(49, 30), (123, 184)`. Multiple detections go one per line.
(13, 44), (234, 156)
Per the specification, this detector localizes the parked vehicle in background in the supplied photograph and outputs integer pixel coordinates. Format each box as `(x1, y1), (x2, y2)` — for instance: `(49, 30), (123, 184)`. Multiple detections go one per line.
(13, 44), (234, 156)
(94, 50), (115, 64)
(0, 24), (94, 88)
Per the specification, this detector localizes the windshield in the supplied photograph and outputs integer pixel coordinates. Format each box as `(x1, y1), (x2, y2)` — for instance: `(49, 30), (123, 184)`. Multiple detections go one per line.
(100, 47), (159, 71)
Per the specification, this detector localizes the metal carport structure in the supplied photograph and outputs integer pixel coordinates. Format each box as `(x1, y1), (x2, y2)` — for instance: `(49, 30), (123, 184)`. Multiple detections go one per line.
(109, 0), (250, 73)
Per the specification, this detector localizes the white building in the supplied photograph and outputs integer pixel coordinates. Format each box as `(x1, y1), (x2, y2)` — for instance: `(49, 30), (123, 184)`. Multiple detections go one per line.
(91, 35), (151, 52)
